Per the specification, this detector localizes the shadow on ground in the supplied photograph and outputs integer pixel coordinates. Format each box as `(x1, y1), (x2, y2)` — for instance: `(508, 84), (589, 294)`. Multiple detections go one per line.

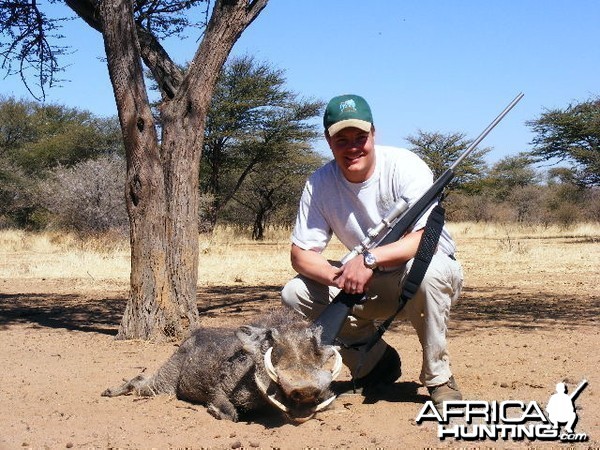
(331, 380), (429, 406)
(0, 285), (281, 334)
(0, 292), (124, 335)
(448, 286), (599, 333)
(0, 284), (597, 334)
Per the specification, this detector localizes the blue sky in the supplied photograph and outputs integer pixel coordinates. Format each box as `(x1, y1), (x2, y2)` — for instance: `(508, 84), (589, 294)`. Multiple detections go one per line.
(2, 0), (599, 164)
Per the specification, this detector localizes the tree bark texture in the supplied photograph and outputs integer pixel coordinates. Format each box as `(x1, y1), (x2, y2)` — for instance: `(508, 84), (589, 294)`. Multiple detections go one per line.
(96, 0), (268, 340)
(98, 0), (179, 340)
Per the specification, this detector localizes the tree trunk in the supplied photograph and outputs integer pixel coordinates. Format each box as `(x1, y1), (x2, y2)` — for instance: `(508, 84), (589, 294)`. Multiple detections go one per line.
(97, 0), (268, 340)
(252, 210), (265, 240)
(98, 0), (182, 339)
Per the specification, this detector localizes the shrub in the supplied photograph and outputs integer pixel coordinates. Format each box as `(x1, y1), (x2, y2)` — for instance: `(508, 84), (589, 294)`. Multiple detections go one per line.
(39, 155), (128, 234)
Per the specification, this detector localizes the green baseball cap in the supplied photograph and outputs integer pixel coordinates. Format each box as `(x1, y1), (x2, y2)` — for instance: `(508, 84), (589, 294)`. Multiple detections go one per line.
(323, 94), (373, 136)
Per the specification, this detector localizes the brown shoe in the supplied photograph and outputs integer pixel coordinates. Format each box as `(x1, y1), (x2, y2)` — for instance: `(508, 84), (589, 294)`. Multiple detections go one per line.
(428, 376), (462, 410)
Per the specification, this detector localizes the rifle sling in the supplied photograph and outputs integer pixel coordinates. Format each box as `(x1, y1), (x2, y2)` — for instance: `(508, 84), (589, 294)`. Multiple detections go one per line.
(359, 202), (446, 353)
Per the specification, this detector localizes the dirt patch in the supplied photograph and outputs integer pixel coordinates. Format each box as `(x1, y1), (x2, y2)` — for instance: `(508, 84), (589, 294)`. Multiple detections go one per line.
(1, 277), (598, 449)
(0, 226), (600, 449)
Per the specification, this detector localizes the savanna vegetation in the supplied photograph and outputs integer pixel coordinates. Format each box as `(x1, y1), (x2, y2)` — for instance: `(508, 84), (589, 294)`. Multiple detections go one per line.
(1, 90), (598, 238)
(2, 0), (598, 341)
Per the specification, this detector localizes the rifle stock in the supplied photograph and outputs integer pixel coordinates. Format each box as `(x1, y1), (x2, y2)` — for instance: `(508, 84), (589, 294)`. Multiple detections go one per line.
(316, 293), (364, 346)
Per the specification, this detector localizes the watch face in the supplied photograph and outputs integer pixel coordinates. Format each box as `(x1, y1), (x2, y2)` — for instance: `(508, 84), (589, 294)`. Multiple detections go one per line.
(364, 252), (377, 268)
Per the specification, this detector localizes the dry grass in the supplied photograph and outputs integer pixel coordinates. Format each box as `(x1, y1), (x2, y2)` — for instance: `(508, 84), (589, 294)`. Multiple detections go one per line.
(446, 222), (600, 299)
(448, 221), (600, 240)
(0, 229), (130, 285)
(1, 222), (599, 289)
(197, 226), (295, 286)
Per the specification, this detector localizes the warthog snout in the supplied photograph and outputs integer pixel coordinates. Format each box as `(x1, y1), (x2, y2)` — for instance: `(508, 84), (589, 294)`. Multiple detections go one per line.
(290, 386), (322, 404)
(259, 335), (343, 422)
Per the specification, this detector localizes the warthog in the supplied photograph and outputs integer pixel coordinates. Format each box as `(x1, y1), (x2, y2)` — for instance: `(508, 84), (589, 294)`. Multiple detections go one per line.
(102, 308), (342, 423)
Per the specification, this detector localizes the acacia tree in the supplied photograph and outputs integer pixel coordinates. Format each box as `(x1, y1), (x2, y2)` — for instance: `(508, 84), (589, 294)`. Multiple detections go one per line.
(406, 130), (489, 193)
(481, 154), (539, 201)
(0, 97), (123, 174)
(228, 147), (325, 240)
(526, 97), (600, 187)
(202, 55), (323, 230)
(1, 0), (268, 340)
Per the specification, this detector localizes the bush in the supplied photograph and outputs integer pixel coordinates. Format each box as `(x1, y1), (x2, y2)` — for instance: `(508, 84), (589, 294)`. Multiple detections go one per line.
(39, 155), (128, 234)
(446, 193), (495, 222)
(506, 185), (545, 223)
(0, 159), (38, 228)
(582, 188), (600, 222)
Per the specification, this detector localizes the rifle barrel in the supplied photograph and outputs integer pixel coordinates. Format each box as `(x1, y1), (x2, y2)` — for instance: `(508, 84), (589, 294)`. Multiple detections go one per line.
(450, 92), (524, 171)
(340, 93), (524, 262)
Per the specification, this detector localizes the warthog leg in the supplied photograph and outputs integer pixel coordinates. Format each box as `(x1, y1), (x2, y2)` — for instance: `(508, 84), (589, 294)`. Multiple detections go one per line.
(206, 390), (239, 422)
(101, 373), (163, 397)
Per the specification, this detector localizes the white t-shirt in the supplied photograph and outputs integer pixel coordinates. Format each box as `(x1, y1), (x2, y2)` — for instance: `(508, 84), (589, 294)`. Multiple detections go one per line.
(292, 145), (456, 258)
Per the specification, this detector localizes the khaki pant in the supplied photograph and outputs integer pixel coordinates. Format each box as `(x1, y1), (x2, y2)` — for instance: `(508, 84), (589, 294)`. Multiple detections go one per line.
(281, 253), (463, 386)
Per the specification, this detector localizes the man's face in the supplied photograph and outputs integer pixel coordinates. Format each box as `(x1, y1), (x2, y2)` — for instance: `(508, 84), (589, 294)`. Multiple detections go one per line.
(326, 126), (376, 183)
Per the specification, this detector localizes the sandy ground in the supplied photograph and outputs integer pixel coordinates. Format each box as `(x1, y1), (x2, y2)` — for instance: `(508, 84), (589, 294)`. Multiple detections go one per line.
(1, 235), (599, 449)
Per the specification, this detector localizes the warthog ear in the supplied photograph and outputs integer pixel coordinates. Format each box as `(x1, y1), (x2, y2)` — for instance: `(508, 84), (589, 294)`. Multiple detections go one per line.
(235, 325), (272, 354)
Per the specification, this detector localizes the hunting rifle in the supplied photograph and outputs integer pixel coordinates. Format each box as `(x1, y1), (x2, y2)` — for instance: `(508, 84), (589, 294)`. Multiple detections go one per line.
(314, 92), (525, 345)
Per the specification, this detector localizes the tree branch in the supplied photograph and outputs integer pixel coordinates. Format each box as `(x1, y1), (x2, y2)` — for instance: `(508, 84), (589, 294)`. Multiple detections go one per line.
(182, 0), (268, 106)
(65, 0), (184, 100)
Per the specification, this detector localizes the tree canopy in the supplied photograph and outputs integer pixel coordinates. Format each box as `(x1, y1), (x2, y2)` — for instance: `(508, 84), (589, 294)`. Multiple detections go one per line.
(527, 97), (600, 187)
(202, 55), (324, 230)
(0, 96), (123, 174)
(0, 0), (215, 100)
(406, 130), (489, 194)
(481, 153), (539, 201)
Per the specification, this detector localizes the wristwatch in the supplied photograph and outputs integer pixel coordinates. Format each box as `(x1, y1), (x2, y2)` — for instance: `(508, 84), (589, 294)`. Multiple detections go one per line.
(363, 250), (378, 270)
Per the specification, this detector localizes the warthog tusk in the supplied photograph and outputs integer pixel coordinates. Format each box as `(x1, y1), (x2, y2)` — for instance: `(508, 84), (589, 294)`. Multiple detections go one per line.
(263, 347), (279, 383)
(315, 394), (337, 411)
(254, 373), (289, 413)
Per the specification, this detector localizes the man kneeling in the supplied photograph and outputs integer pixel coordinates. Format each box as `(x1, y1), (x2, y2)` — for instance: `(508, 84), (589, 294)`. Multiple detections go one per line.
(281, 94), (464, 410)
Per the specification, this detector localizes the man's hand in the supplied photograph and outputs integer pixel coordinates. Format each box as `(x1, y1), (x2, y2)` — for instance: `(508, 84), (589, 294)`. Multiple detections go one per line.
(334, 254), (373, 294)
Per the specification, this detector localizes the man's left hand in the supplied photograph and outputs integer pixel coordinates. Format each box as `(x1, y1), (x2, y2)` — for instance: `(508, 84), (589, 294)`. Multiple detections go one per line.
(333, 255), (374, 294)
